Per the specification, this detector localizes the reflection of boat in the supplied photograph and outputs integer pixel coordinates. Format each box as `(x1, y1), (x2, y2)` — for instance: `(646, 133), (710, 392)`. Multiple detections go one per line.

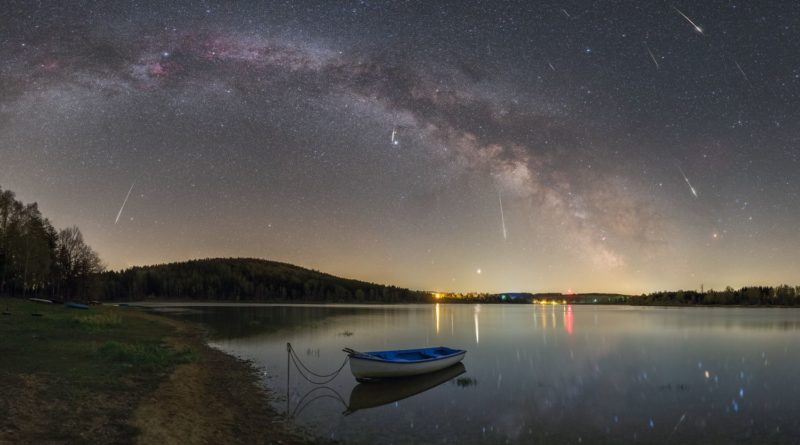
(344, 346), (466, 381)
(346, 363), (466, 414)
(65, 302), (89, 310)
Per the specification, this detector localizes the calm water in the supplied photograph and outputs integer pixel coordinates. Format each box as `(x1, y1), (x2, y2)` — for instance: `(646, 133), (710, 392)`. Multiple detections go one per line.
(170, 304), (800, 444)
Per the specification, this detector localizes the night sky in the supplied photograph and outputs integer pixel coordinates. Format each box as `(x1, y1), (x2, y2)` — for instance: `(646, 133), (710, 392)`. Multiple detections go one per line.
(2, 1), (799, 294)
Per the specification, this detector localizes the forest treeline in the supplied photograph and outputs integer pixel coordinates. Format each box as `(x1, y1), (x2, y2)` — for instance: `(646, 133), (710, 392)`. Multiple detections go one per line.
(0, 186), (428, 303)
(636, 286), (800, 306)
(3, 186), (799, 305)
(97, 258), (431, 302)
(0, 186), (104, 299)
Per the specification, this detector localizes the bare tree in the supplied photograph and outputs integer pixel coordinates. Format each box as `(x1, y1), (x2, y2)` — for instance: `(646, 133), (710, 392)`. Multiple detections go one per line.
(56, 226), (104, 300)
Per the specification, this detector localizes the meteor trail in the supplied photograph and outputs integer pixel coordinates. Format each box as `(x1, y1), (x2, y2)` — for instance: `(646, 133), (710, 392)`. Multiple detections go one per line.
(644, 43), (659, 70)
(677, 166), (698, 198)
(671, 413), (687, 435)
(672, 6), (704, 35)
(498, 190), (507, 240)
(390, 127), (398, 145)
(115, 182), (135, 224)
(734, 60), (752, 86)
(560, 8), (571, 18)
(547, 61), (556, 71)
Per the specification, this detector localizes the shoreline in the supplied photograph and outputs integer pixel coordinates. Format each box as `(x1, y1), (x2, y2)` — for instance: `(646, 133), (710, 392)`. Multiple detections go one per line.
(0, 298), (311, 444)
(130, 311), (313, 445)
(129, 300), (800, 309)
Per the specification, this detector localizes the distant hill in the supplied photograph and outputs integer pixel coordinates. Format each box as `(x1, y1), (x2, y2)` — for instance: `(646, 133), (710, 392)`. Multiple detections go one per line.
(98, 257), (430, 303)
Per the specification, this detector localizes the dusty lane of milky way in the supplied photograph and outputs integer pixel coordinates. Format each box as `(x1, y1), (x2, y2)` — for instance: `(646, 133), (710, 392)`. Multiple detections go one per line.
(1, 1), (798, 293)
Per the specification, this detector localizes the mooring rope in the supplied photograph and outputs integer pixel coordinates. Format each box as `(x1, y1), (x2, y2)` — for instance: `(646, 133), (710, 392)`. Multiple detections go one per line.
(286, 342), (349, 385)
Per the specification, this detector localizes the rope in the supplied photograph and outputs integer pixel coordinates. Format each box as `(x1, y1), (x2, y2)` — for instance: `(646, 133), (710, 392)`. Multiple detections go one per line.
(286, 342), (349, 385)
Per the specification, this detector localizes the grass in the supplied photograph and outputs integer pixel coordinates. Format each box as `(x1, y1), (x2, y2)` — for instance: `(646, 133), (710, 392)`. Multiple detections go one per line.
(74, 312), (123, 329)
(0, 297), (311, 445)
(97, 340), (195, 368)
(0, 298), (194, 444)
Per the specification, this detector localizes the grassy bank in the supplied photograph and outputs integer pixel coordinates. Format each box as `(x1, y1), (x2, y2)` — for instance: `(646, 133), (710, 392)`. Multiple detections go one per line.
(0, 298), (308, 444)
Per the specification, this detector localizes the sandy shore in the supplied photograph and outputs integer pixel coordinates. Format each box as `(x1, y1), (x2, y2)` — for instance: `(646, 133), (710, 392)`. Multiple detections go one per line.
(130, 314), (312, 445)
(0, 300), (313, 444)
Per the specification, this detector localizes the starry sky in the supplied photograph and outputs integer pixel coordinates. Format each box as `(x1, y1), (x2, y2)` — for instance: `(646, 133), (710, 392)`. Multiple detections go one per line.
(1, 1), (799, 294)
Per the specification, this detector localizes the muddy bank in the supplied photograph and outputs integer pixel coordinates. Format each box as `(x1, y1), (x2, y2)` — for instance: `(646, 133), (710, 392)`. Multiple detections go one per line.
(0, 299), (311, 444)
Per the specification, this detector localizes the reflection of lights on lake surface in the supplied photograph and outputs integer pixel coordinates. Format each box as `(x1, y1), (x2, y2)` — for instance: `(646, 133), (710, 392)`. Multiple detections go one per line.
(435, 303), (440, 334)
(209, 304), (800, 442)
(474, 305), (480, 345)
(542, 306), (547, 329)
(565, 305), (574, 335)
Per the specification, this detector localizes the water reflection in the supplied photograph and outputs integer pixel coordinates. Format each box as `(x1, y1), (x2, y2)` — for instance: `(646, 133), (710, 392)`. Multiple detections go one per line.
(474, 304), (480, 345)
(565, 304), (574, 335)
(163, 304), (800, 444)
(435, 303), (440, 334)
(346, 363), (466, 414)
(288, 385), (348, 418)
(287, 363), (468, 418)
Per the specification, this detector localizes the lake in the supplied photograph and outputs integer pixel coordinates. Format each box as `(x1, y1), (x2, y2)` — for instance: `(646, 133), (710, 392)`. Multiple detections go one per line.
(169, 303), (800, 444)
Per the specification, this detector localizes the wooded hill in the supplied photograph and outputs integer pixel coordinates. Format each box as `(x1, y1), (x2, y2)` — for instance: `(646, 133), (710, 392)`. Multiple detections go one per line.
(98, 258), (431, 303)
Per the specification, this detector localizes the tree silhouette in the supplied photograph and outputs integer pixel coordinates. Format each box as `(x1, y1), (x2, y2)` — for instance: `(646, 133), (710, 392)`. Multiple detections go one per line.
(0, 186), (104, 301)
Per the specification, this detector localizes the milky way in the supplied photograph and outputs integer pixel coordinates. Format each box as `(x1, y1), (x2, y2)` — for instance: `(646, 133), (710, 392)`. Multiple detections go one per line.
(1, 1), (799, 293)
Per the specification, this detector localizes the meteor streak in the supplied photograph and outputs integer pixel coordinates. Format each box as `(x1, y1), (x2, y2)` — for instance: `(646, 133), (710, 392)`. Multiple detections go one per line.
(115, 183), (135, 224)
(672, 412), (687, 435)
(677, 166), (698, 198)
(672, 6), (704, 34)
(390, 127), (399, 145)
(734, 60), (752, 86)
(644, 43), (659, 70)
(498, 190), (507, 240)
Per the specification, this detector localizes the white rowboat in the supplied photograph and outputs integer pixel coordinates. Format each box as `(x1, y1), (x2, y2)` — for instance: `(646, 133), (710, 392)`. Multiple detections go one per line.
(344, 346), (466, 382)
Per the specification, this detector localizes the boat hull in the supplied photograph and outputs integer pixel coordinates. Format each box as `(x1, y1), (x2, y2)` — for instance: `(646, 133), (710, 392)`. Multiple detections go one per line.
(348, 349), (466, 380)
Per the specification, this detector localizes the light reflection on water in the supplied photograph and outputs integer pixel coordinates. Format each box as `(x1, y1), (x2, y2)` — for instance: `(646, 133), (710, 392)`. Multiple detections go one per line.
(173, 304), (800, 444)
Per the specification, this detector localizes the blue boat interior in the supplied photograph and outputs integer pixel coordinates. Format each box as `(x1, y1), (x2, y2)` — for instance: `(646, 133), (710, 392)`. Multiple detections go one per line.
(365, 347), (463, 362)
